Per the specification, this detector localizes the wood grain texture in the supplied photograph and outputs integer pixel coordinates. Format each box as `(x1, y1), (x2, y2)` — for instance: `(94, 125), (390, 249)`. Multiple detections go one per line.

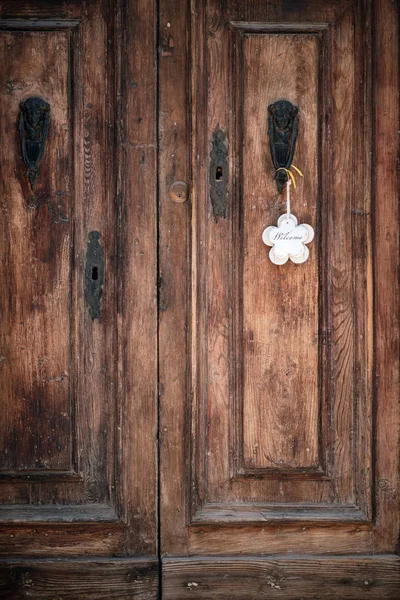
(0, 2), (398, 596)
(323, 6), (356, 506)
(0, 30), (71, 472)
(188, 522), (372, 555)
(0, 522), (125, 557)
(0, 558), (158, 599)
(158, 0), (190, 555)
(117, 0), (158, 554)
(163, 556), (400, 599)
(242, 33), (320, 472)
(0, 0), (159, 561)
(188, 0), (372, 524)
(73, 0), (117, 510)
(192, 503), (367, 524)
(0, 1), (69, 19)
(373, 0), (400, 553)
(352, 0), (373, 523)
(164, 0), (383, 562)
(0, 0), (123, 546)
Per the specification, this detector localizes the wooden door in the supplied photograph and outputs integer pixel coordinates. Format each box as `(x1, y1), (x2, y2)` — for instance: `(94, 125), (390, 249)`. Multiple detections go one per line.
(0, 0), (399, 598)
(0, 0), (159, 597)
(159, 0), (400, 597)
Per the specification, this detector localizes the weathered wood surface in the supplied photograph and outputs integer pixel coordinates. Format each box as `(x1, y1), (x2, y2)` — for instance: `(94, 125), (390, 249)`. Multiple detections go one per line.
(0, 0), (159, 561)
(242, 33), (319, 472)
(373, 0), (400, 553)
(163, 556), (400, 599)
(0, 0), (122, 550)
(158, 0), (190, 556)
(0, 559), (159, 599)
(159, 0), (399, 572)
(0, 29), (71, 472)
(183, 0), (373, 534)
(117, 0), (158, 555)
(0, 523), (125, 557)
(188, 522), (373, 556)
(0, 0), (398, 597)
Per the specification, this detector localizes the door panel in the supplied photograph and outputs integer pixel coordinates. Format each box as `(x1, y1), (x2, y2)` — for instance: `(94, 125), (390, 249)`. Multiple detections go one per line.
(0, 28), (72, 474)
(159, 0), (399, 595)
(189, 11), (369, 527)
(242, 33), (320, 474)
(0, 0), (158, 596)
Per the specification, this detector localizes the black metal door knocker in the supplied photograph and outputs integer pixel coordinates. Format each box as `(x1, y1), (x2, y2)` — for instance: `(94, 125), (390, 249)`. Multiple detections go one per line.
(19, 96), (50, 191)
(267, 99), (301, 194)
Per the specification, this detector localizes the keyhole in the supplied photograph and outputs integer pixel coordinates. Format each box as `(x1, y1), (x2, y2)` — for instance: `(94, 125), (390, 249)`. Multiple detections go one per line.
(92, 266), (98, 281)
(215, 166), (223, 181)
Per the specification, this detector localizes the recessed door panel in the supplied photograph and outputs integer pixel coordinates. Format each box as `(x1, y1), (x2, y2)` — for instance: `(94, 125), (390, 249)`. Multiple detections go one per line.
(0, 30), (71, 472)
(242, 34), (320, 473)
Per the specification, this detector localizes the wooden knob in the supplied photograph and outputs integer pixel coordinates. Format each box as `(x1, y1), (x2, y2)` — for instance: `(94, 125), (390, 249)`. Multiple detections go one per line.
(168, 180), (188, 203)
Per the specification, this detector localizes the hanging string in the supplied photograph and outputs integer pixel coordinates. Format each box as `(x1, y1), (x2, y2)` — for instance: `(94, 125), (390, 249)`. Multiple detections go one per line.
(275, 164), (303, 189)
(286, 179), (291, 222)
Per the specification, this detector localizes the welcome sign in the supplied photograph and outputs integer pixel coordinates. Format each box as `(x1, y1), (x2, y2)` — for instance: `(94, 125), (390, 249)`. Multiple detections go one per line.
(262, 213), (314, 265)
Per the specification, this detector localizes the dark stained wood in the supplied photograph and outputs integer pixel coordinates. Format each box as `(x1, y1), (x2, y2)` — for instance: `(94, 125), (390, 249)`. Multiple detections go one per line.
(176, 0), (376, 549)
(192, 503), (368, 524)
(352, 0), (373, 523)
(0, 558), (158, 599)
(188, 522), (372, 555)
(0, 29), (71, 472)
(0, 504), (119, 522)
(0, 523), (125, 557)
(159, 0), (399, 587)
(163, 556), (400, 599)
(324, 5), (356, 507)
(0, 0), (398, 597)
(241, 33), (320, 472)
(0, 0), (124, 550)
(73, 0), (117, 511)
(0, 1), (69, 19)
(0, 0), (159, 565)
(373, 0), (400, 553)
(158, 0), (190, 555)
(117, 0), (158, 554)
(198, 0), (232, 509)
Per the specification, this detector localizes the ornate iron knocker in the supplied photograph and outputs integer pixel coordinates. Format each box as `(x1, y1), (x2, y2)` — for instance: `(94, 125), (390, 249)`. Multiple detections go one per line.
(19, 96), (50, 191)
(267, 100), (299, 194)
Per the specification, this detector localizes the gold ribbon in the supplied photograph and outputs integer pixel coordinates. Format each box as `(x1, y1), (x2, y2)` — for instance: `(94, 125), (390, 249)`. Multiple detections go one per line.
(275, 165), (304, 189)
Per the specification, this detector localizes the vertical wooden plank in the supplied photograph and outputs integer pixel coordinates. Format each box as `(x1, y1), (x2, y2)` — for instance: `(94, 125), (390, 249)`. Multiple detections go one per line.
(242, 34), (320, 472)
(373, 0), (400, 552)
(325, 10), (355, 503)
(201, 0), (232, 504)
(353, 0), (373, 521)
(118, 0), (158, 554)
(158, 0), (190, 555)
(73, 0), (116, 504)
(189, 0), (208, 517)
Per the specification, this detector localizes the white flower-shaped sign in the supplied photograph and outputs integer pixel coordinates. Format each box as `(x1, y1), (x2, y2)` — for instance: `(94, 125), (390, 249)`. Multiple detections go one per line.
(262, 213), (314, 265)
